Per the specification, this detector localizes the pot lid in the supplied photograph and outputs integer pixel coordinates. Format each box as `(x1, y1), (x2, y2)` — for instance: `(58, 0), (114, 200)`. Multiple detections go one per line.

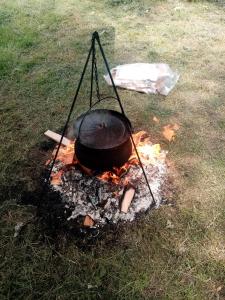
(73, 109), (131, 149)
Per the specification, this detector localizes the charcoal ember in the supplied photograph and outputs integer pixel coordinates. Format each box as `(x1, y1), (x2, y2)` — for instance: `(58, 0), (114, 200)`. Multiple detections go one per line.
(97, 187), (102, 201)
(87, 195), (98, 209)
(72, 171), (83, 181)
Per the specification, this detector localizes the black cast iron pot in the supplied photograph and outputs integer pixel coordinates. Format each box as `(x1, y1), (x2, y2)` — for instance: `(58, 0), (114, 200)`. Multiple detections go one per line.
(73, 109), (132, 171)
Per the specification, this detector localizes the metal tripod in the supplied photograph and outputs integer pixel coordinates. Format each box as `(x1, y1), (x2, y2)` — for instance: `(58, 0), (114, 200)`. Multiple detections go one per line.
(47, 31), (156, 206)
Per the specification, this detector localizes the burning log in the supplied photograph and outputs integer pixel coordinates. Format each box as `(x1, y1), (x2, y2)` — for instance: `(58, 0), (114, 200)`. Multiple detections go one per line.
(121, 186), (135, 213)
(44, 130), (72, 146)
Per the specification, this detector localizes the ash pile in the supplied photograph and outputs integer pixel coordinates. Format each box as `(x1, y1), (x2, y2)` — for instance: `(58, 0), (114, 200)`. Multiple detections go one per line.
(47, 131), (168, 228)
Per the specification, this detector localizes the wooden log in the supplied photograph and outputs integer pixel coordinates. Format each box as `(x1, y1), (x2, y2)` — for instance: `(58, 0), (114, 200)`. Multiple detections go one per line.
(44, 130), (71, 146)
(83, 215), (95, 227)
(121, 186), (135, 213)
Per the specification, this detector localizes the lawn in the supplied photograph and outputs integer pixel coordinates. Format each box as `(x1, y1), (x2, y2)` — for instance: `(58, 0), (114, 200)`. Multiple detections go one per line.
(1, 0), (225, 299)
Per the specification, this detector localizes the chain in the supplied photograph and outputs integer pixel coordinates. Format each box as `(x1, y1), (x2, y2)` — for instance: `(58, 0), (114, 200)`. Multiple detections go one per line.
(92, 42), (101, 102)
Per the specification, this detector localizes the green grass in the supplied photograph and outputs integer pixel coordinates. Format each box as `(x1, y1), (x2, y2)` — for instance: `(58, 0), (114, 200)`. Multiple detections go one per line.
(1, 0), (225, 299)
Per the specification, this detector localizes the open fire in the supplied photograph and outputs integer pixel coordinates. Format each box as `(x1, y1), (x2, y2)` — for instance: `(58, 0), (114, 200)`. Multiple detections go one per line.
(46, 130), (167, 227)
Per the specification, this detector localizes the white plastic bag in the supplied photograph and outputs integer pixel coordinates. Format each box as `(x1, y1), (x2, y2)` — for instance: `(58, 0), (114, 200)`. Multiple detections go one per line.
(104, 63), (179, 96)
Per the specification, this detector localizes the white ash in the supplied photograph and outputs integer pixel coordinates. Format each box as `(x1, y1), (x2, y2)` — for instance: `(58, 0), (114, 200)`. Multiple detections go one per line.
(50, 153), (167, 226)
(14, 222), (24, 238)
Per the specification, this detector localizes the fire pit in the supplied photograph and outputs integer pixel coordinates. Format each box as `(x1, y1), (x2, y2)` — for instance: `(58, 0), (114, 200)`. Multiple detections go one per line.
(47, 130), (167, 227)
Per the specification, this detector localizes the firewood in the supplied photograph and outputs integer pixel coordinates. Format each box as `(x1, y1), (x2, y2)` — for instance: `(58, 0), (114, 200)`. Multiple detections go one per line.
(121, 186), (135, 213)
(44, 130), (71, 146)
(83, 215), (95, 227)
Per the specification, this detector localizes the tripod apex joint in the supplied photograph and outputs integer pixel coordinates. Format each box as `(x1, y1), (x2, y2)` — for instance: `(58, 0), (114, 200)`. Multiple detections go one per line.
(92, 31), (100, 40)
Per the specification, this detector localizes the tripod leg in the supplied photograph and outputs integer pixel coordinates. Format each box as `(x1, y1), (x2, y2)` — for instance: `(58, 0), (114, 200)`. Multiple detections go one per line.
(47, 42), (93, 183)
(94, 32), (156, 206)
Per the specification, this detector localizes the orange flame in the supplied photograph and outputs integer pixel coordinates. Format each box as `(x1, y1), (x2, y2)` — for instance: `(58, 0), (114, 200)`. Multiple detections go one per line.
(162, 123), (180, 142)
(56, 142), (76, 165)
(97, 132), (163, 184)
(48, 131), (164, 186)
